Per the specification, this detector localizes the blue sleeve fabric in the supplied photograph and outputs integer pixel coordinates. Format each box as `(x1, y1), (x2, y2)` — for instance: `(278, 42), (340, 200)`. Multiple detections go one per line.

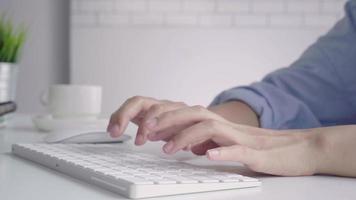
(211, 0), (356, 129)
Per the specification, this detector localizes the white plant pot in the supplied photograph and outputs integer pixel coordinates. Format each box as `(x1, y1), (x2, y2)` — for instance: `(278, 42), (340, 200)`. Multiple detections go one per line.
(0, 62), (18, 127)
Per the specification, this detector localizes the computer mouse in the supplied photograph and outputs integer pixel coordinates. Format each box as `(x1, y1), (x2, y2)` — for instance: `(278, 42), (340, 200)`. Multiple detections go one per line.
(44, 130), (131, 144)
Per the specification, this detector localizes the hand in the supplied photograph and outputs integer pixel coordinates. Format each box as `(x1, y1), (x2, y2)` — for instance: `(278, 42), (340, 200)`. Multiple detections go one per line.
(207, 125), (356, 177)
(205, 125), (321, 176)
(108, 96), (356, 177)
(108, 96), (319, 176)
(107, 96), (225, 154)
(123, 103), (321, 176)
(145, 112), (322, 176)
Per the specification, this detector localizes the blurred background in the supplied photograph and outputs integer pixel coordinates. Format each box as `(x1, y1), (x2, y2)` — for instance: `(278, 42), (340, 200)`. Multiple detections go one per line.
(0, 0), (347, 115)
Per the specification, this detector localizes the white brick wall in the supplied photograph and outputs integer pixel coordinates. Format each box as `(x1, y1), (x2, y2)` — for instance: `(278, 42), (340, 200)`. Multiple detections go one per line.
(270, 14), (304, 28)
(287, 1), (319, 13)
(72, 0), (347, 29)
(132, 13), (163, 25)
(149, 0), (181, 12)
(321, 0), (347, 13)
(79, 0), (114, 12)
(217, 0), (250, 13)
(304, 14), (339, 28)
(115, 0), (147, 12)
(252, 0), (286, 14)
(200, 15), (233, 27)
(165, 14), (198, 26)
(98, 14), (130, 26)
(182, 0), (216, 12)
(234, 14), (266, 27)
(71, 0), (350, 114)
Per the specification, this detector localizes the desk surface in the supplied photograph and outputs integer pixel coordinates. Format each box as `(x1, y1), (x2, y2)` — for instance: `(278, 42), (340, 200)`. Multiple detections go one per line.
(1, 114), (355, 200)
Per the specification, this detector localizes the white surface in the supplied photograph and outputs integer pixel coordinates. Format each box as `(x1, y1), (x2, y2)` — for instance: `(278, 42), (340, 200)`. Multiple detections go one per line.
(1, 114), (356, 200)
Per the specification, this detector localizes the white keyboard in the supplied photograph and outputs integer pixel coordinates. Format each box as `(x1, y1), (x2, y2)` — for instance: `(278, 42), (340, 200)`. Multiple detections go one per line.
(12, 143), (261, 199)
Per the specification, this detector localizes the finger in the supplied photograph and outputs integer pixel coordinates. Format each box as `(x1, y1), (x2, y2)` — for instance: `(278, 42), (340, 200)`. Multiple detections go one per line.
(147, 119), (197, 142)
(190, 140), (219, 155)
(147, 128), (177, 141)
(163, 119), (276, 154)
(147, 105), (224, 137)
(107, 96), (158, 138)
(162, 120), (237, 154)
(206, 145), (263, 169)
(130, 112), (146, 125)
(136, 102), (186, 145)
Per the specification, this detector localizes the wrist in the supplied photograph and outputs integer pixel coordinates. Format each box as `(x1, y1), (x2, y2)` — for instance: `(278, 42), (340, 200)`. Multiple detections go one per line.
(208, 101), (260, 127)
(307, 127), (339, 175)
(304, 129), (326, 175)
(310, 125), (356, 176)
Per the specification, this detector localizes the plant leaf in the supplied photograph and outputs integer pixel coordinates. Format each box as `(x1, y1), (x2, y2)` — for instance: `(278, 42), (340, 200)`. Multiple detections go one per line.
(0, 14), (26, 63)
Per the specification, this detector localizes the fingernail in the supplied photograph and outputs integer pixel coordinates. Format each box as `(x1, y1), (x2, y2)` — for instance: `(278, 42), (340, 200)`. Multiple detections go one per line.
(163, 141), (174, 154)
(207, 150), (220, 159)
(145, 118), (158, 129)
(108, 124), (120, 137)
(135, 134), (144, 145)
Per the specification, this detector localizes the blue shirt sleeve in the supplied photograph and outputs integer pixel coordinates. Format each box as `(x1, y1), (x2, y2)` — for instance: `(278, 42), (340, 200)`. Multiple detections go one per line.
(211, 0), (356, 129)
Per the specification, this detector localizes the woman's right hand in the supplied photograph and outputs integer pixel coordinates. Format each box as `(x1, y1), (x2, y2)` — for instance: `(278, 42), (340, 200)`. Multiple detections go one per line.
(107, 96), (225, 154)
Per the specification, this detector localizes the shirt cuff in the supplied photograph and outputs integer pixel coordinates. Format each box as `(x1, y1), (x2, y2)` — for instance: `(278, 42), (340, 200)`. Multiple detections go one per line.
(210, 86), (274, 128)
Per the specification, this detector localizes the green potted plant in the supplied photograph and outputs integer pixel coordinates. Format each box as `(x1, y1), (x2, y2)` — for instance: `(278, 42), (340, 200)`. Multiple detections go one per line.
(0, 15), (26, 127)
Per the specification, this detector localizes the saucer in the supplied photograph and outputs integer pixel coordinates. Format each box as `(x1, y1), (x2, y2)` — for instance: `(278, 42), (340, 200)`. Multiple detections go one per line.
(32, 114), (109, 132)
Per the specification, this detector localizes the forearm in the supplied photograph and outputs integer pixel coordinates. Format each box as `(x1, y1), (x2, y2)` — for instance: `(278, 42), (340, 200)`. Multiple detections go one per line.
(313, 125), (356, 177)
(208, 101), (259, 127)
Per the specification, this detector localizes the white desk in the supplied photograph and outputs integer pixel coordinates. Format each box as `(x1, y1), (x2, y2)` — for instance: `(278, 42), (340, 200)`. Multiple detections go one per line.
(1, 114), (355, 200)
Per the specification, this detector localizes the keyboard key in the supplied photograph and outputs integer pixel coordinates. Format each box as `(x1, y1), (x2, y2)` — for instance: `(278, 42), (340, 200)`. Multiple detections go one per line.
(220, 178), (241, 183)
(173, 177), (199, 184)
(241, 176), (259, 182)
(188, 176), (220, 183)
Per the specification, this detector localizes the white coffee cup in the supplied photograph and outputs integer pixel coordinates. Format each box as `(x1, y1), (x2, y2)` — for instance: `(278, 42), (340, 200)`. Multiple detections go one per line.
(42, 84), (102, 119)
